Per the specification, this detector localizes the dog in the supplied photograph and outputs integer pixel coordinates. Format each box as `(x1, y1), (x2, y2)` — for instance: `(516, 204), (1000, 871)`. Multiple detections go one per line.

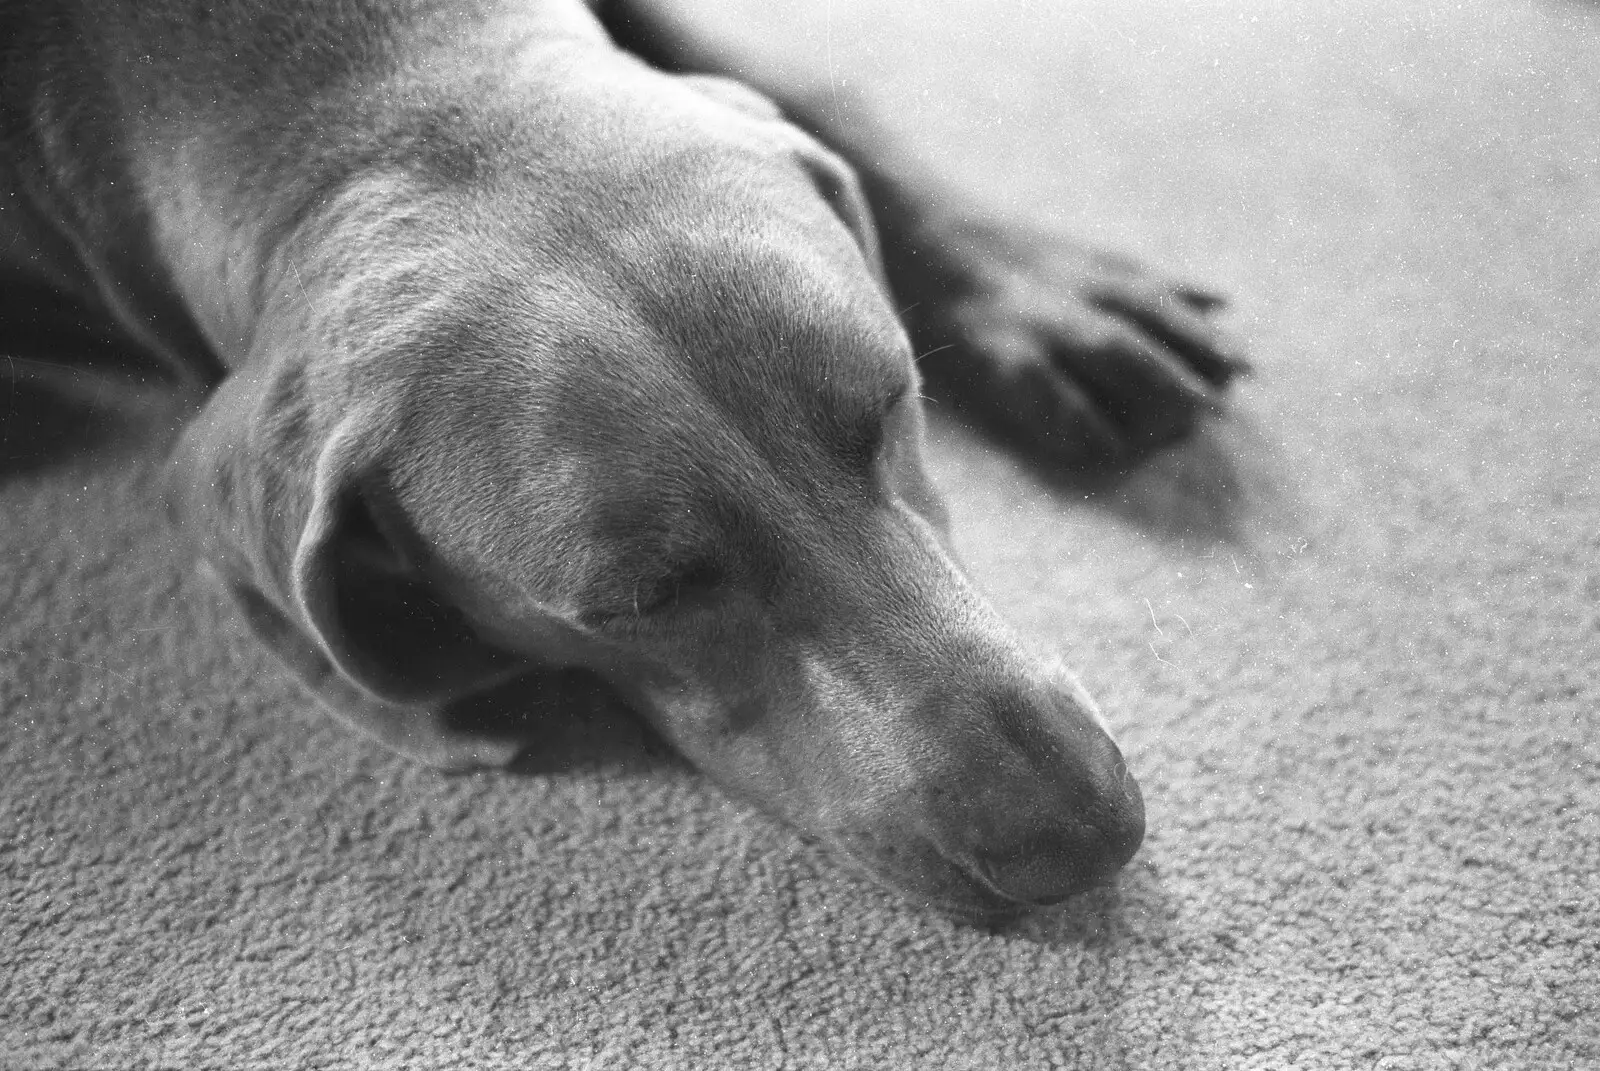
(0, 0), (1246, 916)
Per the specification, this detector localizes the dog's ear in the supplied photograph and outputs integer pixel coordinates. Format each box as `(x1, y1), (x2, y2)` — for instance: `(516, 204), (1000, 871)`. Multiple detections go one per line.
(788, 132), (887, 289)
(679, 73), (885, 284)
(679, 73), (787, 122)
(169, 368), (530, 770)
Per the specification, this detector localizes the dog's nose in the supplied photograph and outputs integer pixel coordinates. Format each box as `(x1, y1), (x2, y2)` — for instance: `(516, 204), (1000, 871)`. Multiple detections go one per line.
(970, 750), (1145, 905)
(936, 700), (1146, 908)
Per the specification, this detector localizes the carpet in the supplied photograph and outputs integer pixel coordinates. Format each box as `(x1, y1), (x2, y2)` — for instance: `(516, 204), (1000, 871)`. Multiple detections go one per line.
(3, 1), (1596, 1067)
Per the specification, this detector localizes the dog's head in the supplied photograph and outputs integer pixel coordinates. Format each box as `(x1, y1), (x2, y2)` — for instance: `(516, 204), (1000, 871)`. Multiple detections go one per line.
(171, 56), (1141, 916)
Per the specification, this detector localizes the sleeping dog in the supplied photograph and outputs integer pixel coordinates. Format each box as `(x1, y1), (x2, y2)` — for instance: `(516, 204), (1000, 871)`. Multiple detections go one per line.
(0, 0), (1245, 915)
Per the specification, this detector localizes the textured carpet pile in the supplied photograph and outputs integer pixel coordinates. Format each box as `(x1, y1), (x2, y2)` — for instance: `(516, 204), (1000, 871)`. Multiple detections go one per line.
(2, 1), (1596, 1067)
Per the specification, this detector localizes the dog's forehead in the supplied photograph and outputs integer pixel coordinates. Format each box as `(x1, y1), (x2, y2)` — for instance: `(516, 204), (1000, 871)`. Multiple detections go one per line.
(542, 315), (892, 526)
(485, 194), (913, 462)
(613, 218), (912, 439)
(509, 109), (913, 413)
(533, 289), (905, 592)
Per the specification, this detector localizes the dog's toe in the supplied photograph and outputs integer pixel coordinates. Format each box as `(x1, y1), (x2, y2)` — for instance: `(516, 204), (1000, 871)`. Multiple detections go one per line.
(1085, 281), (1253, 388)
(915, 226), (1250, 470)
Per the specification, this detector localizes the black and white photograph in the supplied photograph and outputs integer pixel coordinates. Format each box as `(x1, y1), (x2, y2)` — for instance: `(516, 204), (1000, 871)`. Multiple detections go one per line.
(1, 0), (1595, 1067)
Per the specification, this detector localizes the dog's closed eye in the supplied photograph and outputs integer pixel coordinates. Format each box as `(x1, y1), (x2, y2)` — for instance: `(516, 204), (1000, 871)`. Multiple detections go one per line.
(642, 559), (724, 613)
(833, 384), (910, 472)
(582, 559), (725, 629)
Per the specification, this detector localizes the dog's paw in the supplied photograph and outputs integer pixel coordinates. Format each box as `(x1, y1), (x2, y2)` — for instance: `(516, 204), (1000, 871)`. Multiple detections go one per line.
(917, 223), (1250, 469)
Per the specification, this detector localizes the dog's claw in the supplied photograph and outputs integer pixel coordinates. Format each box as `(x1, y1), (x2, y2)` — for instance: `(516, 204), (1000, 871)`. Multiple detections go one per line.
(914, 225), (1248, 469)
(1086, 284), (1252, 388)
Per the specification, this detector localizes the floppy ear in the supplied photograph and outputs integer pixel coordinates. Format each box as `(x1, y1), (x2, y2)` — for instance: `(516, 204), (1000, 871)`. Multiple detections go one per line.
(681, 73), (886, 286)
(787, 131), (888, 289)
(680, 72), (788, 122)
(169, 367), (532, 771)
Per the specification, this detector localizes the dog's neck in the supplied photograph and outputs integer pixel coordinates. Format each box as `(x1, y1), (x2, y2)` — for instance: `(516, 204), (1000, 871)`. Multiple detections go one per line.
(123, 1), (618, 368)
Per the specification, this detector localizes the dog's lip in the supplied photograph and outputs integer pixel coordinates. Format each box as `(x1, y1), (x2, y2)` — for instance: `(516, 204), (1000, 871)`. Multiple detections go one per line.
(825, 835), (1060, 919)
(966, 856), (1076, 908)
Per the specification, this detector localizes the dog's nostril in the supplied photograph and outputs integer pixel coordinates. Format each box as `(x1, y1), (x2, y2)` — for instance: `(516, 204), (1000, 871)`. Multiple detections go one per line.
(969, 775), (1146, 907)
(976, 845), (1106, 905)
(1028, 890), (1073, 908)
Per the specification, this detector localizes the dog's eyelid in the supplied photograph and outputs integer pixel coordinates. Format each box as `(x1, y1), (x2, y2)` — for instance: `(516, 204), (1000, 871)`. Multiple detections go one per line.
(590, 557), (725, 625)
(883, 384), (911, 418)
(857, 383), (911, 464)
(577, 547), (729, 628)
(648, 558), (724, 607)
(673, 558), (724, 589)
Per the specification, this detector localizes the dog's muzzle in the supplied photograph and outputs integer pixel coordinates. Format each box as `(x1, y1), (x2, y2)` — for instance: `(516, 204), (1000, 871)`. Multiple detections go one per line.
(831, 665), (1147, 915)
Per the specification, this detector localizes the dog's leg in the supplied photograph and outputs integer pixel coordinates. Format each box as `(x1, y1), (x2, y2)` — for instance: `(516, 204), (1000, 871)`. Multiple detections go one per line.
(594, 0), (1249, 470)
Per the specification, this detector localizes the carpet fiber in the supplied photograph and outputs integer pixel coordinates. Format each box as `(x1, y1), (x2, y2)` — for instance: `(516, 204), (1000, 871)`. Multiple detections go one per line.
(3, 1), (1596, 1067)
